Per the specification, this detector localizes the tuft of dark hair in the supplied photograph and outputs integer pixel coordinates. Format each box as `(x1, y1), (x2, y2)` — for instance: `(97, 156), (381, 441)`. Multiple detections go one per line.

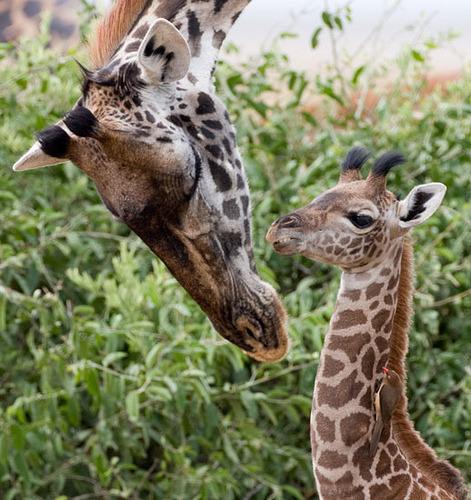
(36, 126), (70, 158)
(372, 151), (406, 177)
(64, 107), (98, 138)
(341, 146), (372, 172)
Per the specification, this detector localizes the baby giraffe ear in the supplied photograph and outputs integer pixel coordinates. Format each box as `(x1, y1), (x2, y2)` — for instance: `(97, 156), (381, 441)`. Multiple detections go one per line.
(398, 183), (446, 229)
(137, 19), (190, 85)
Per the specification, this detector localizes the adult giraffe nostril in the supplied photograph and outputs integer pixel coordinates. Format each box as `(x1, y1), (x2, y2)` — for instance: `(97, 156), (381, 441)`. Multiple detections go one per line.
(245, 326), (261, 341)
(276, 214), (299, 229)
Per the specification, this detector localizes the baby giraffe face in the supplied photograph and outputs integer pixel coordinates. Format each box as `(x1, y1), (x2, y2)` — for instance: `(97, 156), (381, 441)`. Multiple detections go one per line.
(267, 147), (446, 272)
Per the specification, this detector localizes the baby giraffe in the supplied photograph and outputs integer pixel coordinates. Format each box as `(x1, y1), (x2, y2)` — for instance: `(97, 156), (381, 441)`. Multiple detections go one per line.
(267, 148), (467, 499)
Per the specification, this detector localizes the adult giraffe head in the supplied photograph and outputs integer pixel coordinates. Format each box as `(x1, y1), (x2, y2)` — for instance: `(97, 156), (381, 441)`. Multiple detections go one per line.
(13, 0), (288, 362)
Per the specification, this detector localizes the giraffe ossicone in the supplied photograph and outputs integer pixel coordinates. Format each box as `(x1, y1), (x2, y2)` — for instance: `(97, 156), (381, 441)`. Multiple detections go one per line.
(267, 147), (467, 499)
(13, 0), (289, 362)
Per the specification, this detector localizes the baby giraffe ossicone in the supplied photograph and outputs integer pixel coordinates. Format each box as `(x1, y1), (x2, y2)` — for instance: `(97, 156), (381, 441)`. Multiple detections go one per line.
(267, 148), (467, 499)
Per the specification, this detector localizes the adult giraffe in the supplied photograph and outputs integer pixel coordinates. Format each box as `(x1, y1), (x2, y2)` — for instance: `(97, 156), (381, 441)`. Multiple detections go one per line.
(267, 148), (467, 499)
(13, 0), (289, 362)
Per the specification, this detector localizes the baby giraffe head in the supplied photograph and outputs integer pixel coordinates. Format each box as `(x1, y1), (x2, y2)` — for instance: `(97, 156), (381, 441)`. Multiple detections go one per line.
(267, 147), (446, 272)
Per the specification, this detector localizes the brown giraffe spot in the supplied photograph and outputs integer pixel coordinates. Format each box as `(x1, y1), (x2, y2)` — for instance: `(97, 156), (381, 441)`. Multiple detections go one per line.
(317, 370), (363, 409)
(375, 336), (389, 353)
(316, 471), (365, 499)
(315, 412), (336, 443)
(387, 273), (400, 290)
(334, 246), (344, 255)
(326, 245), (334, 253)
(133, 23), (150, 39)
(317, 450), (348, 469)
(376, 449), (392, 478)
(332, 309), (368, 330)
(358, 386), (373, 410)
(361, 347), (375, 380)
(369, 300), (379, 310)
(380, 267), (391, 276)
(366, 282), (384, 300)
(352, 442), (373, 481)
(394, 245), (403, 263)
(371, 309), (391, 333)
(387, 442), (398, 456)
(370, 474), (411, 499)
(340, 236), (350, 245)
(393, 453), (408, 472)
(374, 248), (384, 258)
(323, 235), (334, 244)
(367, 245), (377, 258)
(384, 293), (394, 305)
(344, 289), (361, 301)
(348, 237), (362, 248)
(329, 333), (371, 363)
(340, 412), (370, 446)
(322, 355), (345, 378)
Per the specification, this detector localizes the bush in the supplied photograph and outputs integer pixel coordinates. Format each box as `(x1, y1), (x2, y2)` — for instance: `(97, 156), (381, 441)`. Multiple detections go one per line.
(0, 9), (470, 499)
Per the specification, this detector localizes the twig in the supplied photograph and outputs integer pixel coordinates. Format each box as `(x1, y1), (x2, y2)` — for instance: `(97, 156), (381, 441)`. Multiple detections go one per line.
(425, 289), (471, 308)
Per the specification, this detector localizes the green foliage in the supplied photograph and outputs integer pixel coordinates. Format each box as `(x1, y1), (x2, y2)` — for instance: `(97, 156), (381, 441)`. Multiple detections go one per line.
(1, 9), (470, 499)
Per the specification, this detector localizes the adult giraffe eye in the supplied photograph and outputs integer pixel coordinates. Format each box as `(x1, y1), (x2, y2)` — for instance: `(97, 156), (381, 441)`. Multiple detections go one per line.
(348, 213), (374, 229)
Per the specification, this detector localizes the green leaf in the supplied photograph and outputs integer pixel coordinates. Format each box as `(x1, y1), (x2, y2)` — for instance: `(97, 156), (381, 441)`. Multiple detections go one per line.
(0, 433), (9, 465)
(10, 424), (25, 451)
(102, 351), (127, 367)
(84, 368), (101, 401)
(411, 50), (425, 62)
(125, 390), (139, 420)
(311, 27), (322, 49)
(13, 453), (30, 487)
(147, 385), (172, 402)
(222, 434), (239, 464)
(352, 65), (365, 85)
(321, 11), (333, 29)
(302, 111), (318, 127)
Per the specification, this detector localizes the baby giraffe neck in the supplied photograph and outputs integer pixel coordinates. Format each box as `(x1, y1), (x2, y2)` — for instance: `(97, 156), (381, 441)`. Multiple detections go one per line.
(311, 238), (456, 499)
(311, 240), (403, 493)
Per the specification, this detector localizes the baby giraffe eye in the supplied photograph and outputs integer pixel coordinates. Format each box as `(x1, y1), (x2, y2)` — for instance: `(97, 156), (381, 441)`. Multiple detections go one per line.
(348, 213), (374, 229)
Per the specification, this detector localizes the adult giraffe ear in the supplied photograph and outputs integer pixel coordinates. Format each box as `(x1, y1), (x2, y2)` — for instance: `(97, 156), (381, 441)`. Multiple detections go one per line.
(398, 183), (446, 229)
(137, 19), (190, 85)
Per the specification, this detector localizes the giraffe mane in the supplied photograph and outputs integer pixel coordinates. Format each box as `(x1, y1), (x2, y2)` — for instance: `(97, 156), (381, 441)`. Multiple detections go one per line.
(88, 0), (150, 69)
(388, 238), (467, 499)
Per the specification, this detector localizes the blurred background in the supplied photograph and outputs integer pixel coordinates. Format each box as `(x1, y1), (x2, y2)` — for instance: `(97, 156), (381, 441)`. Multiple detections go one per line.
(1, 0), (470, 498)
(230, 0), (471, 74)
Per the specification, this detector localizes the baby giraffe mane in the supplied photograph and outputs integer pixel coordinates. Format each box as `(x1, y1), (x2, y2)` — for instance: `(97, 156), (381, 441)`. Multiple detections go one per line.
(388, 238), (467, 499)
(88, 0), (150, 69)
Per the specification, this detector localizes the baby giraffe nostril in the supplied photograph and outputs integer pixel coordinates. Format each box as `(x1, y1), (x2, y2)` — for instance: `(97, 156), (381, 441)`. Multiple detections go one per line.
(276, 214), (299, 229)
